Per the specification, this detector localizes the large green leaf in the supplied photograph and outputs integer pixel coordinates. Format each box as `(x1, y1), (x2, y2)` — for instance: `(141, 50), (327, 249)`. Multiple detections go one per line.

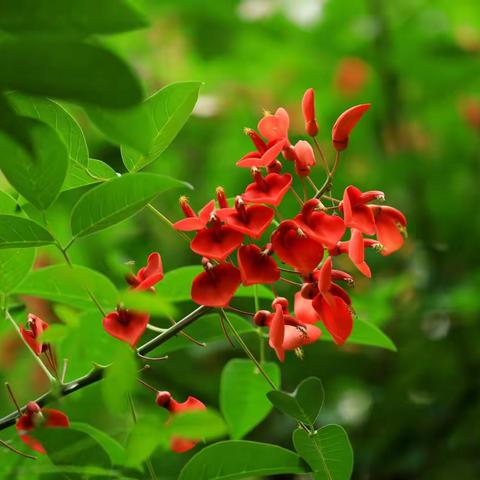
(293, 426), (354, 480)
(179, 440), (308, 480)
(62, 158), (117, 191)
(221, 359), (280, 439)
(319, 318), (397, 352)
(155, 265), (274, 303)
(88, 82), (201, 170)
(267, 377), (324, 426)
(0, 247), (35, 294)
(13, 264), (118, 309)
(153, 312), (255, 355)
(0, 215), (54, 248)
(0, 39), (143, 108)
(168, 409), (227, 442)
(0, 190), (17, 213)
(0, 0), (147, 35)
(8, 93), (89, 167)
(0, 118), (68, 210)
(70, 173), (189, 238)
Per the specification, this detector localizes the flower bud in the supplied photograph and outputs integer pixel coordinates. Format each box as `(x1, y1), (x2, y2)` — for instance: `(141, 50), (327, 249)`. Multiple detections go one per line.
(253, 310), (270, 327)
(302, 88), (319, 137)
(155, 391), (172, 408)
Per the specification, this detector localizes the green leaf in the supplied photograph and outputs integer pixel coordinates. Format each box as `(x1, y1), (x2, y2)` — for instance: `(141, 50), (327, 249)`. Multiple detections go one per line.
(34, 427), (112, 468)
(88, 82), (201, 170)
(168, 409), (227, 442)
(293, 425), (354, 480)
(0, 119), (68, 210)
(38, 324), (69, 343)
(62, 158), (118, 191)
(154, 312), (255, 356)
(267, 377), (324, 426)
(0, 39), (143, 108)
(155, 266), (274, 303)
(221, 359), (280, 439)
(0, 247), (34, 293)
(319, 318), (397, 352)
(179, 440), (308, 480)
(125, 413), (168, 468)
(8, 93), (89, 167)
(0, 0), (148, 35)
(13, 264), (118, 309)
(118, 289), (176, 317)
(0, 190), (17, 213)
(69, 422), (126, 467)
(102, 343), (137, 413)
(70, 173), (190, 238)
(0, 215), (54, 248)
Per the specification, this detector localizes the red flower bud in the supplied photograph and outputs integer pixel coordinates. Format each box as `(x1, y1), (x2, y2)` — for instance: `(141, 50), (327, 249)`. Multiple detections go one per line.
(302, 88), (319, 136)
(332, 103), (371, 151)
(155, 391), (172, 408)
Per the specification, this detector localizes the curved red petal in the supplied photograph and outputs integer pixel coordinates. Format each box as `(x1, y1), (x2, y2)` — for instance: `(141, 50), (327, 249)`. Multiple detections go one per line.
(102, 310), (149, 347)
(237, 244), (280, 286)
(312, 295), (353, 345)
(282, 324), (321, 351)
(242, 173), (293, 206)
(294, 291), (321, 324)
(225, 205), (274, 239)
(173, 217), (207, 232)
(332, 103), (371, 151)
(268, 304), (285, 362)
(190, 227), (244, 262)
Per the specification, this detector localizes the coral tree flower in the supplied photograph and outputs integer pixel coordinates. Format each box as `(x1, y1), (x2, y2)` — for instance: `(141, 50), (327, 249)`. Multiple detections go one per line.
(258, 107), (290, 143)
(191, 261), (241, 307)
(332, 103), (371, 151)
(20, 314), (49, 356)
(371, 205), (407, 255)
(16, 401), (69, 454)
(126, 252), (163, 291)
(242, 169), (292, 206)
(103, 308), (150, 347)
(156, 391), (206, 453)
(302, 88), (319, 137)
(237, 244), (280, 286)
(271, 220), (324, 273)
(174, 197), (216, 232)
(236, 139), (285, 168)
(292, 140), (316, 177)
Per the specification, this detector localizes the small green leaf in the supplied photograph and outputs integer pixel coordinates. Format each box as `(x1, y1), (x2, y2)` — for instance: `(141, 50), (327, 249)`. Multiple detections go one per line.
(267, 377), (324, 425)
(179, 440), (308, 480)
(0, 247), (34, 294)
(88, 82), (201, 170)
(155, 265), (274, 303)
(0, 39), (143, 108)
(293, 425), (354, 480)
(102, 344), (137, 413)
(8, 93), (89, 167)
(62, 158), (117, 192)
(0, 119), (68, 210)
(70, 173), (190, 238)
(0, 215), (54, 248)
(319, 318), (397, 352)
(0, 0), (148, 35)
(168, 409), (227, 442)
(221, 359), (280, 439)
(13, 264), (118, 309)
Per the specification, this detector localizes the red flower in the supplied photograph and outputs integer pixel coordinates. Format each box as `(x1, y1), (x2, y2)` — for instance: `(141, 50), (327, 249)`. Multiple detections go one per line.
(102, 308), (149, 347)
(242, 170), (292, 206)
(16, 401), (69, 454)
(302, 88), (319, 137)
(294, 199), (345, 249)
(190, 223), (244, 262)
(156, 391), (206, 453)
(236, 139), (285, 168)
(221, 196), (274, 239)
(271, 220), (324, 273)
(20, 314), (49, 356)
(294, 291), (320, 325)
(311, 258), (353, 345)
(174, 197), (216, 231)
(268, 299), (286, 361)
(191, 262), (241, 307)
(372, 205), (407, 255)
(332, 103), (371, 151)
(342, 185), (384, 235)
(237, 244), (280, 286)
(258, 107), (290, 143)
(292, 140), (316, 177)
(127, 252), (163, 291)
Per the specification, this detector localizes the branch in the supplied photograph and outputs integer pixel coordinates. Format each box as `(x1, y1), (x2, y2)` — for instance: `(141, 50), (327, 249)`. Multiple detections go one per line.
(0, 305), (210, 432)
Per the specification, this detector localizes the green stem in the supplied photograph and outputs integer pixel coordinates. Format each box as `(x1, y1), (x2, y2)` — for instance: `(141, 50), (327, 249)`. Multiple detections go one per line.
(313, 137), (330, 174)
(147, 204), (190, 242)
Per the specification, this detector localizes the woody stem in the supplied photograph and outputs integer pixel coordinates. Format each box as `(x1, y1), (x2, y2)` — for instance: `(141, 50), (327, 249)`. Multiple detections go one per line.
(0, 305), (211, 431)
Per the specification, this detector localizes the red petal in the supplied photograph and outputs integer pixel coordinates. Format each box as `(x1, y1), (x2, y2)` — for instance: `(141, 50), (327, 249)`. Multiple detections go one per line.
(174, 217), (207, 231)
(237, 244), (280, 286)
(236, 151), (262, 168)
(282, 324), (321, 351)
(317, 257), (332, 295)
(190, 226), (244, 262)
(296, 211), (345, 249)
(135, 252), (164, 290)
(191, 264), (241, 307)
(171, 437), (198, 453)
(332, 104), (371, 151)
(242, 173), (292, 206)
(258, 107), (290, 142)
(198, 200), (216, 221)
(225, 205), (274, 239)
(375, 211), (404, 255)
(268, 304), (285, 362)
(102, 310), (149, 347)
(43, 409), (70, 428)
(294, 292), (321, 324)
(169, 396), (206, 414)
(312, 295), (353, 345)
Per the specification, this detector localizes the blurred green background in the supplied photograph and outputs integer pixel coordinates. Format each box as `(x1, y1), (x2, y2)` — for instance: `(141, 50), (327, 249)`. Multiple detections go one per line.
(1, 0), (480, 478)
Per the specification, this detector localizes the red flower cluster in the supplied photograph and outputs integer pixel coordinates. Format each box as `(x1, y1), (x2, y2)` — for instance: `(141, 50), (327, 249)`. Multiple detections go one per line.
(102, 253), (163, 347)
(174, 89), (407, 361)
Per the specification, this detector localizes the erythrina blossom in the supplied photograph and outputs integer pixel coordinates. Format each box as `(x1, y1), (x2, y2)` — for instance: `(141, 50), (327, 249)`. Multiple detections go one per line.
(16, 401), (69, 454)
(102, 308), (150, 347)
(236, 139), (285, 168)
(126, 252), (163, 291)
(271, 220), (324, 273)
(302, 88), (319, 137)
(292, 140), (316, 177)
(371, 205), (407, 255)
(20, 314), (49, 356)
(258, 107), (290, 144)
(156, 391), (206, 453)
(191, 261), (241, 307)
(237, 244), (280, 286)
(174, 197), (216, 231)
(332, 103), (371, 151)
(242, 170), (292, 206)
